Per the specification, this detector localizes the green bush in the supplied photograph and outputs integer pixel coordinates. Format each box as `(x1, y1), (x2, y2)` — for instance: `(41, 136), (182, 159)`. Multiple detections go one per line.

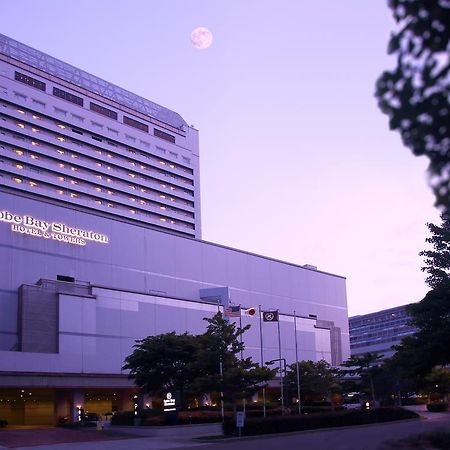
(427, 403), (449, 412)
(111, 411), (136, 426)
(223, 407), (419, 436)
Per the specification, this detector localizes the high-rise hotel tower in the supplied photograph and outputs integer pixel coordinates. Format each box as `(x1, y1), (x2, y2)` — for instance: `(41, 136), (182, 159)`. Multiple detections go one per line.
(0, 33), (201, 239)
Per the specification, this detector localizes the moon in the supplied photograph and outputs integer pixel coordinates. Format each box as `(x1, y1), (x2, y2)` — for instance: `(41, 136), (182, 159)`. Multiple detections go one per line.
(191, 27), (213, 50)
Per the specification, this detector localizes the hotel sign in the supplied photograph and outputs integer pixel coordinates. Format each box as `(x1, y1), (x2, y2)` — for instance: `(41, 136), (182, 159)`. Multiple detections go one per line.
(0, 210), (108, 246)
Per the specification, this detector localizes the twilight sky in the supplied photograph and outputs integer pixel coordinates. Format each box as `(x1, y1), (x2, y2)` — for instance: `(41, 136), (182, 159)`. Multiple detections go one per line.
(1, 0), (441, 316)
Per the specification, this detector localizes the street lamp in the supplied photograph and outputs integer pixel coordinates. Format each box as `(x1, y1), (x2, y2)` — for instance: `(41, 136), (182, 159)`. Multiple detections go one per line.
(266, 358), (287, 414)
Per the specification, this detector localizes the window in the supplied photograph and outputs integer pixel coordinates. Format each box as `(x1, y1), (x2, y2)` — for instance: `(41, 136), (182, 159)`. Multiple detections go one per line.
(32, 99), (46, 108)
(124, 116), (149, 133)
(15, 72), (46, 91)
(92, 136), (102, 142)
(71, 113), (84, 123)
(72, 128), (83, 135)
(54, 107), (67, 116)
(53, 87), (84, 106)
(90, 102), (118, 120)
(154, 128), (175, 143)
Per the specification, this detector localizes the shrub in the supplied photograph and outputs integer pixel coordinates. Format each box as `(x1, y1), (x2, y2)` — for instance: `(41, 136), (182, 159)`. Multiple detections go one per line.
(0, 419), (8, 428)
(223, 407), (419, 436)
(427, 403), (449, 412)
(111, 411), (136, 426)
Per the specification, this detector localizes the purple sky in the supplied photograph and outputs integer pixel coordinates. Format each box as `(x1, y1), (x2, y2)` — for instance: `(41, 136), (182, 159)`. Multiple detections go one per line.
(1, 0), (441, 316)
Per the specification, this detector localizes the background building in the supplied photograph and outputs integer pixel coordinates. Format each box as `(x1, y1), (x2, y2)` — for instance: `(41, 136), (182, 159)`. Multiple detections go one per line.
(0, 34), (350, 425)
(349, 304), (416, 360)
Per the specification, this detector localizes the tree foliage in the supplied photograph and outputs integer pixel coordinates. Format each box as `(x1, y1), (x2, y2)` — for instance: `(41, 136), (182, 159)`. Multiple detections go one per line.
(419, 213), (450, 289)
(375, 1), (450, 211)
(123, 312), (275, 407)
(192, 313), (275, 402)
(392, 214), (450, 376)
(340, 353), (383, 401)
(285, 360), (339, 402)
(122, 332), (200, 403)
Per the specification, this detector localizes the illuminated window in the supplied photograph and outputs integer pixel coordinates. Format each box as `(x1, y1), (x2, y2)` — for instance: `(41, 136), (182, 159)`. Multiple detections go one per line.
(95, 200), (102, 205)
(170, 186), (175, 191)
(140, 165), (146, 169)
(17, 123), (25, 128)
(106, 178), (112, 182)
(14, 150), (23, 155)
(29, 181), (37, 187)
(160, 206), (166, 210)
(107, 154), (113, 158)
(95, 187), (102, 192)
(140, 200), (146, 205)
(70, 193), (78, 198)
(129, 197), (135, 202)
(17, 109), (25, 114)
(13, 177), (22, 183)
(169, 164), (175, 169)
(58, 176), (65, 181)
(31, 141), (39, 146)
(140, 188), (146, 193)
(31, 128), (39, 133)
(170, 198), (175, 202)
(56, 189), (64, 195)
(32, 115), (40, 120)
(59, 163), (65, 168)
(56, 137), (65, 142)
(70, 180), (78, 185)
(107, 190), (113, 195)
(128, 173), (135, 178)
(130, 209), (136, 214)
(130, 161), (136, 166)
(96, 175), (102, 180)
(160, 195), (166, 199)
(57, 124), (66, 129)
(130, 185), (136, 190)
(107, 203), (113, 207)
(57, 150), (64, 154)
(16, 164), (23, 169)
(107, 166), (111, 170)
(71, 154), (78, 158)
(96, 163), (102, 167)
(30, 154), (39, 159)
(159, 218), (166, 222)
(159, 161), (166, 165)
(71, 167), (77, 171)
(171, 220), (176, 224)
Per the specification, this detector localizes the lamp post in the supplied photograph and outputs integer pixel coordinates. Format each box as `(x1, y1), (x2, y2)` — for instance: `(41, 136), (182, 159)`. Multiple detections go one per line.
(266, 358), (286, 414)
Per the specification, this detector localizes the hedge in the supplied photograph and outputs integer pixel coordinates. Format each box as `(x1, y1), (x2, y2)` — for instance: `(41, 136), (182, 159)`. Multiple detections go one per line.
(223, 407), (419, 436)
(426, 403), (449, 412)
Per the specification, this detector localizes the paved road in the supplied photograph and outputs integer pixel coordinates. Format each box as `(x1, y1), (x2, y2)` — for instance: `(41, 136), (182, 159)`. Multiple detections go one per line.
(2, 409), (449, 450)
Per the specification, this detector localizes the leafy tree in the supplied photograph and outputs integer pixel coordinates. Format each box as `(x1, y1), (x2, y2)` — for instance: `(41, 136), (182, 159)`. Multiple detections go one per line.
(122, 332), (200, 407)
(375, 1), (450, 212)
(285, 360), (339, 403)
(419, 213), (450, 289)
(193, 313), (275, 403)
(340, 353), (383, 401)
(392, 215), (450, 376)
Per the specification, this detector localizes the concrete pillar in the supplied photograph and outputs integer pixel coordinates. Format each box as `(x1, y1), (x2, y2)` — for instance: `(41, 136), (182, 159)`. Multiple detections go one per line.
(55, 391), (71, 423)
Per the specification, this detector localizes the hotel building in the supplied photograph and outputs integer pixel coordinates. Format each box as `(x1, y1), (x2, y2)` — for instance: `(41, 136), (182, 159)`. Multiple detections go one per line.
(0, 33), (350, 425)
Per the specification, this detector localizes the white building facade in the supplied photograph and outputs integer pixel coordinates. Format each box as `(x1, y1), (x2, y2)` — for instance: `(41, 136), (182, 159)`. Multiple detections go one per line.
(0, 34), (350, 425)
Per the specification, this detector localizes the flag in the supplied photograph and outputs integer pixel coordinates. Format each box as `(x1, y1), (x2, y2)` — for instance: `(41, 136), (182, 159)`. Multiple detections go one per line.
(263, 310), (279, 322)
(243, 307), (257, 317)
(224, 305), (241, 317)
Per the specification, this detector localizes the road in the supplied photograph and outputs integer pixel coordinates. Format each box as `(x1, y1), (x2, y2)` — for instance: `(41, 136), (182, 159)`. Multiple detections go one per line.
(2, 408), (449, 450)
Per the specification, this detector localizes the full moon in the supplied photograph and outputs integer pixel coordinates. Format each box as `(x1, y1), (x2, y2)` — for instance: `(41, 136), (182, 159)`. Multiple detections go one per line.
(191, 27), (213, 50)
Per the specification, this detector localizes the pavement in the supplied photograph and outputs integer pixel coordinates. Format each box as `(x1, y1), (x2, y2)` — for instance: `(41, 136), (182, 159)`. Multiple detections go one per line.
(0, 406), (448, 450)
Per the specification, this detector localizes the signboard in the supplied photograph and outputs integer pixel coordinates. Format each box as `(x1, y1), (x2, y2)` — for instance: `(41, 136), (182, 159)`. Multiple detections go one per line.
(236, 411), (245, 428)
(0, 210), (108, 246)
(163, 392), (177, 412)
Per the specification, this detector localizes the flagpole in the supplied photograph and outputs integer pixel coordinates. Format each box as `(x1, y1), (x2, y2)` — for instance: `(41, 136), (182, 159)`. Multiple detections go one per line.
(239, 306), (246, 414)
(258, 304), (266, 418)
(277, 310), (284, 415)
(294, 310), (301, 415)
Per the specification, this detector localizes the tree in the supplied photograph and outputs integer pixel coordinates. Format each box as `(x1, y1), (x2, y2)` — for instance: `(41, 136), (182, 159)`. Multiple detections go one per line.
(341, 353), (383, 401)
(419, 213), (450, 289)
(193, 313), (275, 403)
(392, 214), (450, 376)
(122, 332), (200, 407)
(375, 1), (450, 212)
(285, 360), (339, 404)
